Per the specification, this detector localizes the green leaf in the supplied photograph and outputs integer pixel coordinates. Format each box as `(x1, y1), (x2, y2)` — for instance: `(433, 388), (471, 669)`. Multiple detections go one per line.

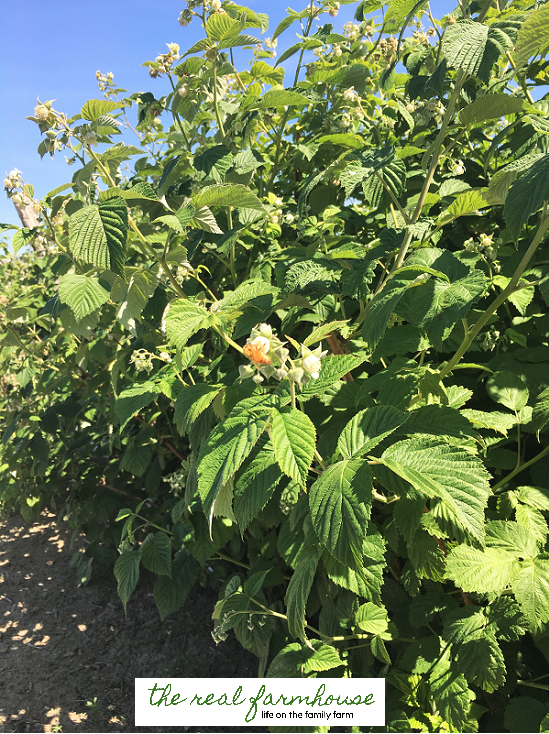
(486, 520), (539, 559)
(323, 533), (386, 604)
(300, 354), (368, 397)
(487, 370), (529, 411)
(504, 696), (547, 734)
(515, 5), (549, 69)
(69, 197), (128, 277)
(456, 631), (506, 693)
(141, 532), (172, 577)
(163, 300), (214, 351)
(379, 438), (492, 544)
(442, 19), (517, 83)
(400, 405), (478, 441)
(206, 11), (241, 41)
(261, 89), (310, 107)
(355, 601), (389, 635)
(504, 154), (549, 240)
(438, 189), (489, 224)
(115, 381), (161, 430)
(303, 320), (349, 348)
(271, 408), (316, 487)
(120, 445), (152, 477)
(515, 504), (548, 547)
(57, 274), (110, 321)
(446, 545), (520, 593)
(81, 99), (124, 121)
(114, 549), (141, 612)
(266, 639), (343, 677)
(197, 414), (267, 527)
(338, 405), (408, 459)
(429, 661), (472, 731)
(362, 271), (425, 350)
(532, 386), (549, 435)
(234, 442), (283, 532)
(154, 551), (200, 621)
(460, 409), (516, 436)
(512, 555), (549, 630)
(285, 545), (321, 641)
(192, 184), (263, 210)
(113, 268), (159, 323)
(459, 94), (526, 127)
(384, 0), (427, 31)
(517, 485), (549, 512)
(309, 460), (372, 567)
(98, 143), (143, 163)
(174, 384), (223, 435)
(213, 280), (278, 313)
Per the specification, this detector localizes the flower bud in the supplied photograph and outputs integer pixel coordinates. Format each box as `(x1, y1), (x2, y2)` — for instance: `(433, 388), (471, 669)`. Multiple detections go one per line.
(239, 364), (255, 380)
(3, 178), (11, 189)
(252, 373), (264, 384)
(12, 194), (22, 206)
(83, 131), (98, 148)
(167, 42), (180, 57)
(34, 104), (50, 121)
(287, 367), (304, 383)
(178, 85), (188, 98)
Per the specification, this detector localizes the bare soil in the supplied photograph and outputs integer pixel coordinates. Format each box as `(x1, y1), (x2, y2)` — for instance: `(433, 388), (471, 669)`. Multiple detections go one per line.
(0, 512), (266, 734)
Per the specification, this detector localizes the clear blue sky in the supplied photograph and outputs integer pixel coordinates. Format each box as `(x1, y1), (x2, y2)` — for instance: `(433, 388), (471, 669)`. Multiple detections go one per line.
(1, 1), (456, 231)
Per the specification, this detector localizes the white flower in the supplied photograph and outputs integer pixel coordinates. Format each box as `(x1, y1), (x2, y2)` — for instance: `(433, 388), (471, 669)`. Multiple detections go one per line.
(329, 2), (340, 17)
(479, 233), (493, 248)
(211, 0), (222, 10)
(302, 354), (322, 379)
(178, 85), (188, 98)
(3, 178), (11, 189)
(452, 160), (465, 176)
(159, 352), (172, 362)
(167, 42), (180, 57)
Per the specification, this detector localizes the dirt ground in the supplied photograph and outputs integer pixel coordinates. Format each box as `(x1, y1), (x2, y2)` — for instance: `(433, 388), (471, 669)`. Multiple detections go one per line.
(0, 511), (267, 734)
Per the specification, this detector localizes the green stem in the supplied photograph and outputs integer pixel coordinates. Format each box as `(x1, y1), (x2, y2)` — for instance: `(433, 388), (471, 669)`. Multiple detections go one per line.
(212, 60), (226, 142)
(167, 74), (191, 148)
(290, 380), (296, 410)
(492, 443), (549, 492)
(440, 207), (549, 379)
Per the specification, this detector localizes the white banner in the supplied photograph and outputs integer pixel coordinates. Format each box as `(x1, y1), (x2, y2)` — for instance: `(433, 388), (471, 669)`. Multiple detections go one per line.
(135, 677), (385, 727)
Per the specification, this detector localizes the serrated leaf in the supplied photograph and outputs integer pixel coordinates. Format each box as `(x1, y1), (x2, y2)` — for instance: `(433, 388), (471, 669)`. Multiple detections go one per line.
(512, 555), (549, 630)
(456, 632), (506, 693)
(197, 414), (267, 528)
(163, 300), (213, 351)
(379, 438), (492, 544)
(309, 460), (372, 567)
(362, 271), (424, 350)
(141, 532), (172, 577)
(400, 405), (478, 441)
(486, 520), (539, 559)
(459, 94), (526, 127)
(234, 443), (283, 532)
(442, 19), (516, 84)
(266, 639), (342, 678)
(192, 184), (263, 210)
(461, 409), (517, 436)
(517, 485), (549, 511)
(300, 354), (368, 397)
(355, 601), (389, 635)
(303, 320), (349, 348)
(323, 533), (385, 604)
(114, 268), (159, 323)
(114, 549), (141, 611)
(285, 545), (321, 641)
(487, 370), (529, 411)
(532, 386), (549, 435)
(57, 274), (109, 321)
(69, 197), (128, 277)
(261, 89), (310, 107)
(271, 408), (316, 487)
(115, 381), (161, 430)
(99, 143), (143, 163)
(515, 5), (549, 69)
(338, 405), (408, 459)
(120, 445), (152, 477)
(174, 384), (223, 435)
(504, 154), (549, 240)
(154, 551), (200, 621)
(212, 280), (278, 313)
(515, 504), (548, 546)
(446, 545), (520, 593)
(81, 99), (124, 121)
(429, 661), (472, 731)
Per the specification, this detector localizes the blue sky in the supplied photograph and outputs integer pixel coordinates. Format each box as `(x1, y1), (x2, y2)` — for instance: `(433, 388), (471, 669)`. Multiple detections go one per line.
(1, 1), (456, 231)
